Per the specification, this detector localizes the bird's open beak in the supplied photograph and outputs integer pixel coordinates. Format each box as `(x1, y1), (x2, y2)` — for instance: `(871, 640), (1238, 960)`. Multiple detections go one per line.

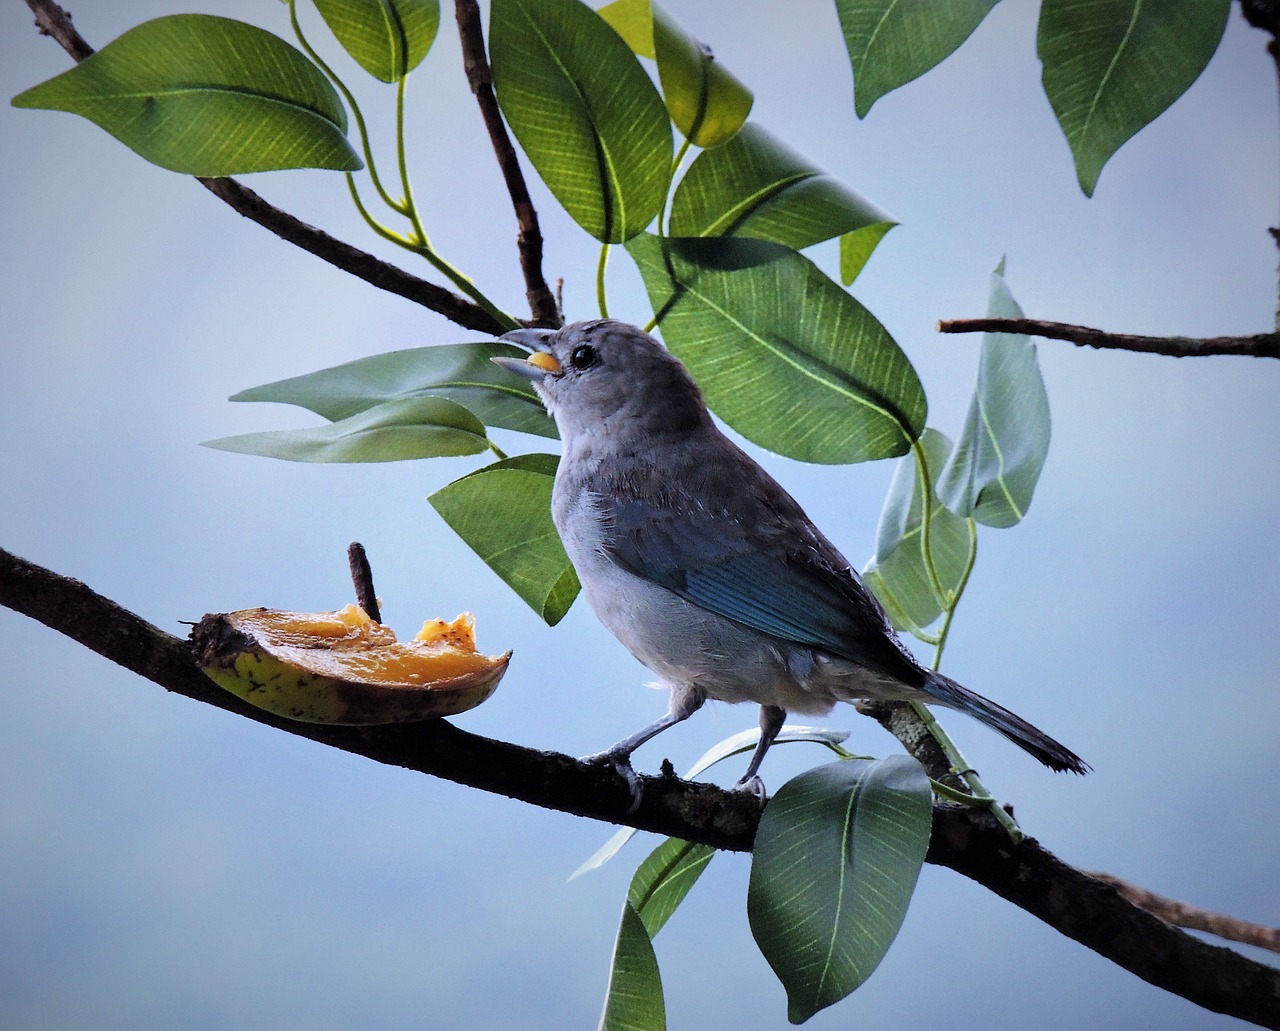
(492, 328), (563, 380)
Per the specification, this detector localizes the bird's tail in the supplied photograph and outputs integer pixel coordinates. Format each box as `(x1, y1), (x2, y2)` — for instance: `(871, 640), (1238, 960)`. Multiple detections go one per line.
(923, 672), (1090, 775)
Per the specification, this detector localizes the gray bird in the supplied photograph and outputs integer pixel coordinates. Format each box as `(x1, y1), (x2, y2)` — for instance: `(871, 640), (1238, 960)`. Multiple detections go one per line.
(494, 319), (1087, 793)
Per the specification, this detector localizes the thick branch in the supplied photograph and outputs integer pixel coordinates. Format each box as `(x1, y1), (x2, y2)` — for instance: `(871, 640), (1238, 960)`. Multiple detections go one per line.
(3, 546), (1278, 1027)
(930, 815), (1280, 1029)
(937, 317), (1280, 359)
(454, 0), (561, 327)
(22, 0), (506, 336)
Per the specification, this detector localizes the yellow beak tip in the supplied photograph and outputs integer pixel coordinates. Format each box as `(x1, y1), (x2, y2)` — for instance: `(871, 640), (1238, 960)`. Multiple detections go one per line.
(527, 351), (562, 374)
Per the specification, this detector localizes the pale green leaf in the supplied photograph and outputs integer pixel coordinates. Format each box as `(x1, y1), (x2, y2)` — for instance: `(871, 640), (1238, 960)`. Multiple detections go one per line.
(628, 837), (715, 938)
(490, 0), (671, 242)
(748, 756), (931, 1023)
(598, 0), (656, 57)
(840, 221), (896, 285)
(652, 6), (752, 147)
(12, 14), (359, 175)
(627, 234), (925, 464)
(313, 0), (441, 81)
(428, 454), (580, 625)
(835, 0), (1001, 118)
(230, 342), (556, 438)
(202, 396), (487, 462)
(599, 903), (665, 1031)
(670, 123), (894, 252)
(1038, 0), (1230, 195)
(936, 259), (1051, 528)
(862, 428), (973, 633)
(599, 1), (753, 147)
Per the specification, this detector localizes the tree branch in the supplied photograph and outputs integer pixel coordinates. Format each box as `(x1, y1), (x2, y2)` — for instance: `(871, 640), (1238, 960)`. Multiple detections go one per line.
(454, 0), (561, 328)
(937, 317), (1280, 359)
(3, 546), (1278, 1028)
(21, 0), (508, 336)
(1086, 871), (1280, 955)
(196, 177), (506, 334)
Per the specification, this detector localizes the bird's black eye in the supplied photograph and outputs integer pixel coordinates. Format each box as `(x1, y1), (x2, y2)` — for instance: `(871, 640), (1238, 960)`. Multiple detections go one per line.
(569, 344), (599, 370)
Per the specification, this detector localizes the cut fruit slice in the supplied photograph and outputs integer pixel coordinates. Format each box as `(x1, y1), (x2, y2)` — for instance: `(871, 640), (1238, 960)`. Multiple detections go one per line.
(191, 604), (510, 724)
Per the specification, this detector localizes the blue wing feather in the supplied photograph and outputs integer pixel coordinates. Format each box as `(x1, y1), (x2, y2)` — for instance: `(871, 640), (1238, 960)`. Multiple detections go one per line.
(600, 490), (922, 686)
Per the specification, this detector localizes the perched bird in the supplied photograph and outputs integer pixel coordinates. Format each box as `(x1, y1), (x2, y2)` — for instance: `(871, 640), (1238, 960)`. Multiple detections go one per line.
(494, 319), (1087, 793)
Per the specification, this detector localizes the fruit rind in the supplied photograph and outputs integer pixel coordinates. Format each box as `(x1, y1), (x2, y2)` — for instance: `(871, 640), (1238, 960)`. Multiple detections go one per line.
(190, 607), (509, 725)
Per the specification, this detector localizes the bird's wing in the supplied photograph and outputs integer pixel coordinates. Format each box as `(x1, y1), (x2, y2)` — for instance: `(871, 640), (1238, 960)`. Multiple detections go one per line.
(599, 485), (923, 686)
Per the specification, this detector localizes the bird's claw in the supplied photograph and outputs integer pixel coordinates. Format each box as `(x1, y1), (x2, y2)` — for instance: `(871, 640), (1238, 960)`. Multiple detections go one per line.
(732, 774), (768, 802)
(581, 749), (643, 815)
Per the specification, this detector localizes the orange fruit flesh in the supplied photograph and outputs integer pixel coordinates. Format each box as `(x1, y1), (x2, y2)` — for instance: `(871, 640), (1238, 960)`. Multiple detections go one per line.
(236, 605), (497, 685)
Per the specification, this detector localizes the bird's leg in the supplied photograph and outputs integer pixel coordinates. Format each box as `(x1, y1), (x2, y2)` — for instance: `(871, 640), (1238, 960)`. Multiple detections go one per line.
(581, 688), (706, 813)
(732, 704), (786, 800)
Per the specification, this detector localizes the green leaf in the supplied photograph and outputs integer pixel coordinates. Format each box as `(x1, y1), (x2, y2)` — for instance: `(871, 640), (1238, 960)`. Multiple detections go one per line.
(669, 123), (894, 252)
(490, 0), (672, 242)
(599, 835), (711, 1031)
(839, 221), (896, 285)
(652, 6), (753, 148)
(599, 903), (666, 1031)
(597, 0), (656, 57)
(428, 454), (580, 625)
(628, 837), (716, 938)
(202, 396), (489, 462)
(862, 429), (973, 634)
(627, 234), (925, 464)
(835, 0), (1001, 118)
(313, 0), (441, 82)
(748, 756), (931, 1024)
(11, 15), (360, 175)
(1038, 0), (1230, 196)
(230, 342), (556, 439)
(936, 259), (1051, 528)
(599, 1), (753, 148)
(573, 726), (850, 879)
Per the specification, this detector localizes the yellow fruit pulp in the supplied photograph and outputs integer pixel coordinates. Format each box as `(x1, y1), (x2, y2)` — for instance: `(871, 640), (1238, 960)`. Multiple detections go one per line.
(235, 604), (495, 686)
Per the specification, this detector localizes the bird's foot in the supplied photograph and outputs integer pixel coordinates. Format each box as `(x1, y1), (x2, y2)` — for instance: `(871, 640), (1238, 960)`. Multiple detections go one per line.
(581, 749), (643, 815)
(732, 773), (768, 803)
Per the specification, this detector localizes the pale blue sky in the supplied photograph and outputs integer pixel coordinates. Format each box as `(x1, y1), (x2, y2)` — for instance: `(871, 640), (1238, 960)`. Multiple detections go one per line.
(2, 2), (1277, 1029)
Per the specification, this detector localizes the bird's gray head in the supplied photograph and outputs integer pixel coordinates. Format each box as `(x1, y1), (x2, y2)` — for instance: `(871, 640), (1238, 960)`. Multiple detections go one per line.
(493, 319), (711, 442)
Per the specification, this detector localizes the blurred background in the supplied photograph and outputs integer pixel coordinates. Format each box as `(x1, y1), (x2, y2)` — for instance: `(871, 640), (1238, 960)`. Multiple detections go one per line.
(2, 1), (1276, 1028)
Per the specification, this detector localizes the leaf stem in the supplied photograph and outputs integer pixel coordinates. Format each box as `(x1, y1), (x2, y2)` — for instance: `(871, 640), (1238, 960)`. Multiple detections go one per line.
(904, 450), (1015, 836)
(395, 73), (428, 245)
(291, 1), (518, 332)
(345, 174), (417, 247)
(910, 701), (1021, 840)
(658, 137), (693, 237)
(287, 0), (403, 213)
(597, 242), (611, 319)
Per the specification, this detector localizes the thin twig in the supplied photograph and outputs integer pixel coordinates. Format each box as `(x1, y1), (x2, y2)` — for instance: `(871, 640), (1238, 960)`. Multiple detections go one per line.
(1086, 870), (1280, 955)
(4, 545), (1280, 1028)
(198, 178), (506, 333)
(937, 317), (1280, 359)
(22, 0), (506, 336)
(346, 542), (381, 624)
(24, 0), (90, 59)
(454, 0), (561, 327)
